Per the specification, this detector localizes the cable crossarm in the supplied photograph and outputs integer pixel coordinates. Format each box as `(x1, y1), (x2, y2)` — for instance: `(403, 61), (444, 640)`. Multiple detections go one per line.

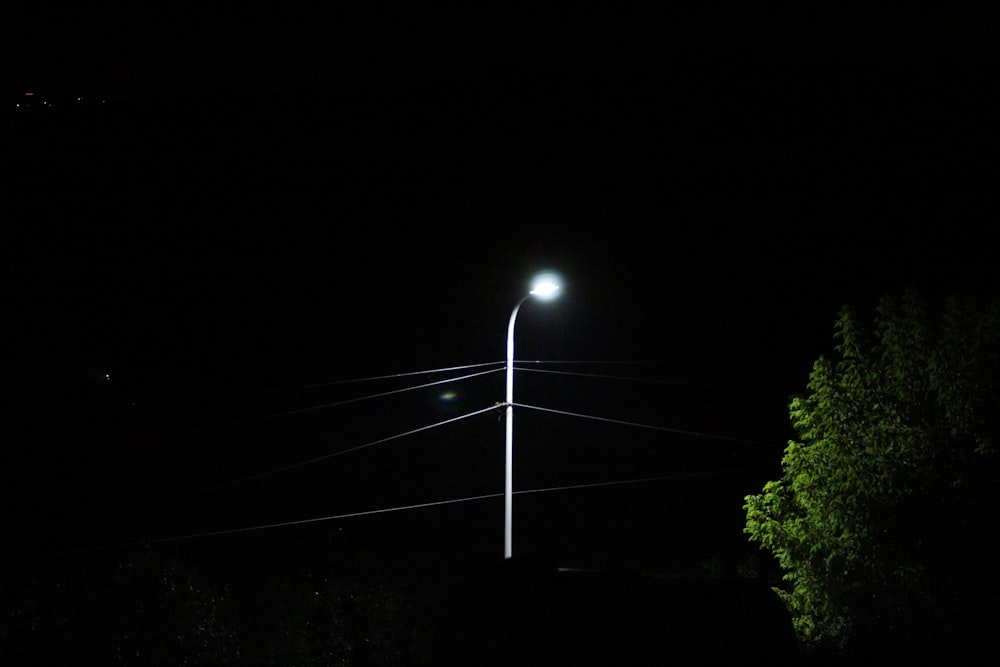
(166, 405), (500, 504)
(240, 367), (504, 423)
(512, 402), (783, 448)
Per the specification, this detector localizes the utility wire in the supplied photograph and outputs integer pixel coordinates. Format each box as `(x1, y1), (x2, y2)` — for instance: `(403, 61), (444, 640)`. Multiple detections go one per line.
(213, 361), (505, 399)
(153, 492), (504, 544)
(159, 466), (775, 543)
(53, 362), (785, 553)
(65, 465), (774, 552)
(162, 404), (501, 505)
(515, 360), (690, 365)
(162, 393), (778, 508)
(78, 377), (779, 537)
(62, 404), (504, 542)
(517, 465), (774, 496)
(238, 367), (503, 423)
(226, 361), (698, 425)
(513, 366), (721, 387)
(513, 402), (784, 449)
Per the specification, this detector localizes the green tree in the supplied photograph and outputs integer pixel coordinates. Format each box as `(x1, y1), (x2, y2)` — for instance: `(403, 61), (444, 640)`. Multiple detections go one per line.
(744, 290), (1000, 658)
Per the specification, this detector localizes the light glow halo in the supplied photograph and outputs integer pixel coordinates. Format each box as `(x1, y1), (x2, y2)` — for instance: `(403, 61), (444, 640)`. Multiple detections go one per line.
(529, 272), (562, 300)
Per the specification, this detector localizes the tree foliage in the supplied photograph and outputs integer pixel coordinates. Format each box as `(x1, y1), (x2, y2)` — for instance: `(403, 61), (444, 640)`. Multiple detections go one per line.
(744, 290), (1000, 657)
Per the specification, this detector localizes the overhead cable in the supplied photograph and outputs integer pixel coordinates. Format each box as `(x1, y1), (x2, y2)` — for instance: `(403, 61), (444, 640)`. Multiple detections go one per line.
(512, 402), (783, 448)
(238, 367), (504, 423)
(164, 404), (501, 504)
(214, 360), (504, 399)
(150, 466), (775, 546)
(513, 366), (720, 387)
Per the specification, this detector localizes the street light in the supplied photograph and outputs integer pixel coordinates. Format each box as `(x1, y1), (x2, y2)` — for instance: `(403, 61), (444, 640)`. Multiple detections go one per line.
(504, 272), (561, 559)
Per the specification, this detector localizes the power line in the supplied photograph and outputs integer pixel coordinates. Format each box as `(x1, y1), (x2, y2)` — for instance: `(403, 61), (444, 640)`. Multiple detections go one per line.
(220, 361), (702, 427)
(159, 466), (775, 543)
(38, 361), (788, 556)
(149, 395), (781, 514)
(65, 404), (504, 549)
(44, 403), (504, 549)
(153, 492), (504, 544)
(213, 361), (505, 399)
(513, 362), (792, 397)
(159, 366), (503, 442)
(162, 404), (501, 505)
(64, 465), (774, 552)
(238, 367), (504, 423)
(515, 360), (691, 365)
(513, 402), (784, 449)
(517, 465), (774, 496)
(55, 367), (783, 541)
(513, 366), (721, 387)
(133, 384), (780, 514)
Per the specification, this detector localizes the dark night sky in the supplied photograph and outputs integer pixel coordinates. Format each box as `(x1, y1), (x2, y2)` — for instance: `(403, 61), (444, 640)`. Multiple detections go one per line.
(4, 4), (999, 571)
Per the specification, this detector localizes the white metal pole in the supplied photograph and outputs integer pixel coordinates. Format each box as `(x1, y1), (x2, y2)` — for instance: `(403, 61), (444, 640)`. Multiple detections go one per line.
(505, 296), (527, 560)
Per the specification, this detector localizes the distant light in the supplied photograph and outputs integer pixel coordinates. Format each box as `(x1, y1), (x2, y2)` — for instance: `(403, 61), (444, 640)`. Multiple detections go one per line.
(529, 272), (562, 300)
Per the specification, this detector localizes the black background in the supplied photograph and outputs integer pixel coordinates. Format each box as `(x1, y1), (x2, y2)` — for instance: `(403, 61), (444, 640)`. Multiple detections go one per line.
(4, 4), (998, 572)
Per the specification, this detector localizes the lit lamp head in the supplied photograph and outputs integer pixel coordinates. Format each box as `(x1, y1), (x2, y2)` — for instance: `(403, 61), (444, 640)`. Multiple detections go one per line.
(529, 272), (562, 301)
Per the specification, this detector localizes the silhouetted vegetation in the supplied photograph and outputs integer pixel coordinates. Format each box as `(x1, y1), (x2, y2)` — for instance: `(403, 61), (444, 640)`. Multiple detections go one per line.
(3, 542), (803, 666)
(1, 537), (435, 666)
